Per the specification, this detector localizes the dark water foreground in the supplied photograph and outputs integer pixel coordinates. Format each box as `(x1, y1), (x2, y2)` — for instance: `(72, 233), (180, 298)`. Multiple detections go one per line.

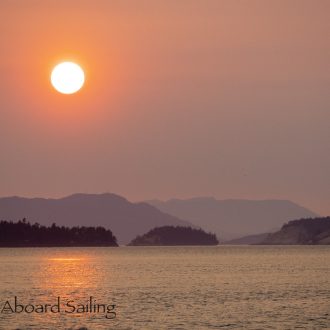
(0, 246), (329, 329)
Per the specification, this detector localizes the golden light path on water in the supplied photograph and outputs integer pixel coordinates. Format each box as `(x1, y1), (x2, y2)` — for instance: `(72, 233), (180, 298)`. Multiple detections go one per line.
(0, 247), (329, 329)
(42, 254), (99, 290)
(49, 258), (83, 261)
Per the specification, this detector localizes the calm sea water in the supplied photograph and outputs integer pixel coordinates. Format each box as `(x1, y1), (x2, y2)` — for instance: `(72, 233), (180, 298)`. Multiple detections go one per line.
(0, 246), (329, 329)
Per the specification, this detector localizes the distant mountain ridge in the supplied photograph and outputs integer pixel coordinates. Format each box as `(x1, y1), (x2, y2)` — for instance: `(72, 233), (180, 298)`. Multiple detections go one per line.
(0, 193), (192, 244)
(223, 233), (270, 245)
(147, 197), (318, 241)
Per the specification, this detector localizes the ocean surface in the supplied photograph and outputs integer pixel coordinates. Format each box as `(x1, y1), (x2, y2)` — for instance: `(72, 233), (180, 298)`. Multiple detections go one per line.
(0, 246), (329, 329)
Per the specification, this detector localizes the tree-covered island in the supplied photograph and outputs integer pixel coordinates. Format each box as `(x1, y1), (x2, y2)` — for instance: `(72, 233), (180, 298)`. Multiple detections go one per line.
(128, 225), (219, 246)
(0, 219), (118, 247)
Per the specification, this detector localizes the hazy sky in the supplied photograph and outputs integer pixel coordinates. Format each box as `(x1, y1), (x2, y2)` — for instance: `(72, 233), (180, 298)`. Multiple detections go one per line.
(1, 0), (329, 214)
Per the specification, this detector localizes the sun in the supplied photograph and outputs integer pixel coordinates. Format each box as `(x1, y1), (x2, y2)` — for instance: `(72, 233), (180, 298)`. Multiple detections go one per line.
(51, 62), (85, 94)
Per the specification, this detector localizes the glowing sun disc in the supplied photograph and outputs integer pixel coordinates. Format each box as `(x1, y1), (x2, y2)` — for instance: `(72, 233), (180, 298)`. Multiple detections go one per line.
(51, 62), (85, 94)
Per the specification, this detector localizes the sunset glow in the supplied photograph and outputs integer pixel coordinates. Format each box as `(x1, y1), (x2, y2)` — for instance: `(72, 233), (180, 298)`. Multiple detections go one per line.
(0, 2), (329, 329)
(51, 62), (85, 94)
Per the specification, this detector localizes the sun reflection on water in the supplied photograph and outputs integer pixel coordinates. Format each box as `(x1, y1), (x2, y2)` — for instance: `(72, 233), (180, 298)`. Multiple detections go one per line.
(0, 250), (114, 328)
(49, 258), (83, 261)
(40, 254), (99, 291)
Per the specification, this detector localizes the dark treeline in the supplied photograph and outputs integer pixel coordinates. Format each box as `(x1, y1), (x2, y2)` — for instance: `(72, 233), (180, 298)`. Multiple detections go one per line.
(0, 219), (118, 247)
(283, 216), (330, 239)
(284, 216), (330, 230)
(129, 225), (219, 246)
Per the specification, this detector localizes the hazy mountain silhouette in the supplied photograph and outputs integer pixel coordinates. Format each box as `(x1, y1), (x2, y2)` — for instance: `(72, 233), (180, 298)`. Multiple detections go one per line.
(147, 197), (318, 240)
(223, 233), (270, 245)
(0, 193), (192, 244)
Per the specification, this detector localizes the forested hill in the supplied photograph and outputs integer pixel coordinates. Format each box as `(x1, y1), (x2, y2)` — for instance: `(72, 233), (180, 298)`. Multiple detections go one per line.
(129, 226), (219, 246)
(0, 219), (118, 247)
(261, 217), (330, 245)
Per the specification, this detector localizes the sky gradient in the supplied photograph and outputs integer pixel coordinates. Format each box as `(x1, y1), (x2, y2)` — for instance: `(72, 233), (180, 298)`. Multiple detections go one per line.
(1, 0), (329, 214)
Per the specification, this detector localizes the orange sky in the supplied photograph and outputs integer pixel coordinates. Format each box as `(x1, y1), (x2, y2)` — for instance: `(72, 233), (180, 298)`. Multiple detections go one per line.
(1, 0), (329, 214)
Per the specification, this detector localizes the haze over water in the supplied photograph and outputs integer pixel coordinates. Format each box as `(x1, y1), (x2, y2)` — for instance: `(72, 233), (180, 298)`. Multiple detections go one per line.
(0, 246), (329, 329)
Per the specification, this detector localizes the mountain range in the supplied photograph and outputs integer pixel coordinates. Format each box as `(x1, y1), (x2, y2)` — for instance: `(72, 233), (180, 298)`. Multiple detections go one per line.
(0, 193), (191, 244)
(147, 197), (318, 241)
(0, 193), (318, 244)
